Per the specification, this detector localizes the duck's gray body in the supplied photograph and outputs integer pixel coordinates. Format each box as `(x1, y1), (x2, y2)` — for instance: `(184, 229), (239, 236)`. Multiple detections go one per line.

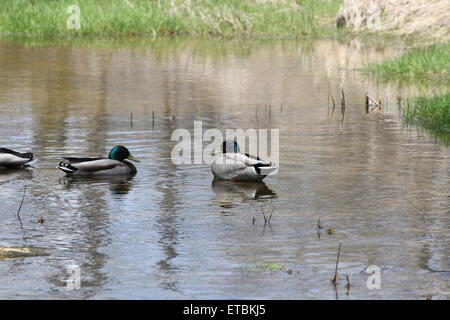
(0, 148), (36, 169)
(211, 142), (277, 181)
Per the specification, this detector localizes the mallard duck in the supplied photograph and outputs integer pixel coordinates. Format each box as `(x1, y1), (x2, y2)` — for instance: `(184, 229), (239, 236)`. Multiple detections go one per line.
(211, 140), (277, 181)
(0, 148), (36, 169)
(58, 145), (140, 176)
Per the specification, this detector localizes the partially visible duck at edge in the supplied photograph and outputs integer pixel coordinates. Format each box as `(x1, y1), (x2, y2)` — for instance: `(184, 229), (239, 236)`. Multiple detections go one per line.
(0, 148), (36, 169)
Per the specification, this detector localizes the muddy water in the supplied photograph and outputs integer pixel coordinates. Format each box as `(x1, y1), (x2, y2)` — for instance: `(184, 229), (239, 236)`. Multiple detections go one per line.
(0, 38), (448, 299)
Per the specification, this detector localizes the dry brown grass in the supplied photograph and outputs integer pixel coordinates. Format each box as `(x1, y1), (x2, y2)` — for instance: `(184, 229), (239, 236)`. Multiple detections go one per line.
(338, 0), (450, 41)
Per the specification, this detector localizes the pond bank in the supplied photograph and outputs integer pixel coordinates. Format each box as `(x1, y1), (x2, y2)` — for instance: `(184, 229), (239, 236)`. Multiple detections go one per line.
(403, 93), (450, 144)
(337, 0), (450, 42)
(0, 0), (340, 38)
(339, 0), (450, 141)
(363, 43), (449, 80)
(362, 42), (449, 141)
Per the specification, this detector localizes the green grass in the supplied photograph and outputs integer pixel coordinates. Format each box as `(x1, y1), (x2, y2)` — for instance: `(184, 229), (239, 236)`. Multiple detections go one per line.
(403, 93), (450, 135)
(0, 0), (342, 38)
(364, 43), (450, 81)
(364, 43), (450, 142)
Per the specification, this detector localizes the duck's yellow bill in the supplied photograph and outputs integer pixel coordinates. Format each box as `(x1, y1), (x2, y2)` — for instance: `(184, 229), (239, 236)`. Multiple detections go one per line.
(211, 148), (221, 156)
(128, 154), (141, 162)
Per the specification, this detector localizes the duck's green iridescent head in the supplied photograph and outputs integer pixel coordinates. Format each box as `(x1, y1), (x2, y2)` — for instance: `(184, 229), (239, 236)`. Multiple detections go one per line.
(222, 140), (240, 153)
(108, 145), (140, 162)
(210, 140), (240, 156)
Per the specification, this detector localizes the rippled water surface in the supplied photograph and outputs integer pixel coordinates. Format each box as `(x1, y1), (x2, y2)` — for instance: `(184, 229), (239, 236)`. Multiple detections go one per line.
(0, 38), (448, 299)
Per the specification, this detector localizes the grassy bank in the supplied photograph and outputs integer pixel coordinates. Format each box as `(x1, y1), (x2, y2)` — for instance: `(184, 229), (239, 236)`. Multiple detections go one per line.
(364, 42), (450, 140)
(403, 93), (450, 135)
(363, 43), (450, 81)
(0, 0), (341, 38)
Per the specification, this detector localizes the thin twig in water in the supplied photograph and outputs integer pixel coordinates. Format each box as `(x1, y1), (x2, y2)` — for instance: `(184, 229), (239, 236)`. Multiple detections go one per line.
(316, 216), (323, 231)
(327, 91), (330, 119)
(331, 242), (342, 286)
(152, 109), (155, 130)
(365, 91), (369, 113)
(345, 274), (351, 296)
(261, 205), (267, 225)
(330, 91), (336, 120)
(260, 205), (273, 237)
(333, 284), (339, 300)
(340, 87), (346, 123)
(268, 205), (274, 227)
(16, 185), (28, 246)
(130, 112), (133, 128)
(316, 216), (323, 238)
(16, 185), (26, 218)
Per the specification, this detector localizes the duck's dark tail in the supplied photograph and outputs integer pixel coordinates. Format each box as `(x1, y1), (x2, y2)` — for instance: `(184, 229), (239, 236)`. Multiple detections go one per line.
(254, 163), (278, 176)
(57, 162), (77, 174)
(23, 153), (37, 166)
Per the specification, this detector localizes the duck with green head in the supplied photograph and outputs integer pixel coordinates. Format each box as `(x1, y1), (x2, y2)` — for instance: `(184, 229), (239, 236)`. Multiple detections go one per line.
(58, 145), (140, 176)
(211, 140), (277, 182)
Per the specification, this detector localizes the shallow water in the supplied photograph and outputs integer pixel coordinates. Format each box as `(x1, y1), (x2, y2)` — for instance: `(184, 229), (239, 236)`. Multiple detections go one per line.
(0, 37), (448, 299)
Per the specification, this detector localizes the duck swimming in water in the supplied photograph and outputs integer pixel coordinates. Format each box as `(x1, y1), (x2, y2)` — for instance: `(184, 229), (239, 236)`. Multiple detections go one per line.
(58, 145), (139, 176)
(211, 140), (277, 182)
(0, 148), (36, 169)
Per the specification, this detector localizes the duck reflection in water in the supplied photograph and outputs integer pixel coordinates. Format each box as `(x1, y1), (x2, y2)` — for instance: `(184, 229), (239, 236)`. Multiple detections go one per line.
(0, 168), (33, 185)
(61, 175), (135, 196)
(211, 180), (276, 208)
